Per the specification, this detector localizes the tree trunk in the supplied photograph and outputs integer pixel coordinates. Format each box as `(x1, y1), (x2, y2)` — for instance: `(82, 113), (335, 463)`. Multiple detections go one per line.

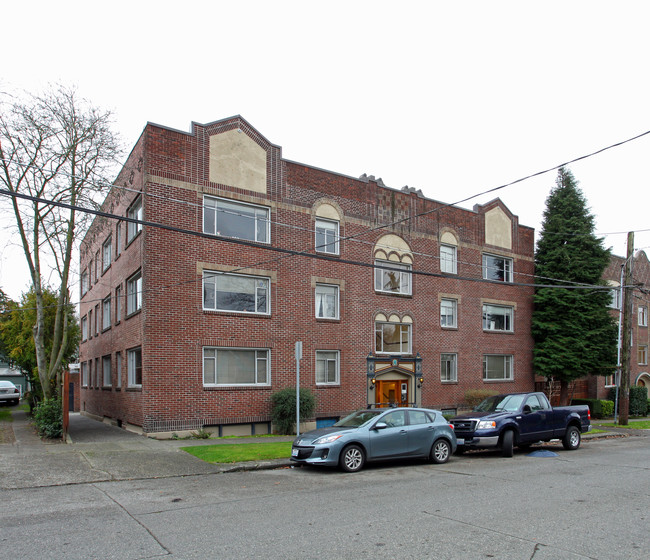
(558, 379), (570, 406)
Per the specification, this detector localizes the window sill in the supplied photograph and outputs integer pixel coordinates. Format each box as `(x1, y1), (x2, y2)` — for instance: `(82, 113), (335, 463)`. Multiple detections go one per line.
(126, 386), (142, 392)
(126, 309), (142, 320)
(483, 379), (515, 383)
(316, 317), (340, 322)
(316, 383), (341, 387)
(441, 326), (458, 330)
(202, 309), (271, 318)
(441, 380), (458, 384)
(375, 291), (412, 298)
(102, 386), (112, 391)
(483, 330), (514, 334)
(203, 385), (272, 391)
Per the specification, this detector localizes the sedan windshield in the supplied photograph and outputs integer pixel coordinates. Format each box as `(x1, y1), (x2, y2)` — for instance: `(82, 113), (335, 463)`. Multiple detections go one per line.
(334, 410), (382, 428)
(474, 394), (524, 413)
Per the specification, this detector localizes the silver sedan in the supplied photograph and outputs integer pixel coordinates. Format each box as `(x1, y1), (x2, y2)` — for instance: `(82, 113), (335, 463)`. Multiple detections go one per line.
(291, 407), (457, 472)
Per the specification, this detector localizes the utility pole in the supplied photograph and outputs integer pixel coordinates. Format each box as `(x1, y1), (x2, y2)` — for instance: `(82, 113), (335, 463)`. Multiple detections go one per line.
(619, 232), (634, 426)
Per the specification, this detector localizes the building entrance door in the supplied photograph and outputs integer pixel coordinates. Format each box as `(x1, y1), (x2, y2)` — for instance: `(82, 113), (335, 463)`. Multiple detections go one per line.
(376, 379), (409, 408)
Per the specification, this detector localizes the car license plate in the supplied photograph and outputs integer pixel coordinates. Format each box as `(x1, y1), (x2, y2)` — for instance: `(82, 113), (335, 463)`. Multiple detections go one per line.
(291, 448), (299, 457)
(456, 438), (464, 445)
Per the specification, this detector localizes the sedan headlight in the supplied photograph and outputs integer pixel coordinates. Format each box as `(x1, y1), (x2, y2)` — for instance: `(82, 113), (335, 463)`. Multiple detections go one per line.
(477, 420), (497, 430)
(313, 434), (343, 445)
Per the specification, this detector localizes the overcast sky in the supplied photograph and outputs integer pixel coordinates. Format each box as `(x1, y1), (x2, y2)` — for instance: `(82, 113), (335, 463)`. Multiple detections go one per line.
(2, 0), (649, 301)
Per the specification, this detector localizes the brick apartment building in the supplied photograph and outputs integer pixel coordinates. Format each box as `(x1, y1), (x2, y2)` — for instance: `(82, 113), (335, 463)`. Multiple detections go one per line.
(579, 250), (650, 399)
(78, 115), (536, 435)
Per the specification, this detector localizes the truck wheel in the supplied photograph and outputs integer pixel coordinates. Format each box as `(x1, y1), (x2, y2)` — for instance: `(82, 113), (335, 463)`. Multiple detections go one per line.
(430, 439), (451, 464)
(501, 430), (514, 457)
(562, 426), (581, 450)
(339, 444), (365, 472)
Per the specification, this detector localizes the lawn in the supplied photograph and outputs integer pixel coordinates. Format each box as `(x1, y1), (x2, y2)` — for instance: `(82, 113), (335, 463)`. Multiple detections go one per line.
(0, 407), (13, 422)
(597, 420), (650, 429)
(181, 441), (292, 463)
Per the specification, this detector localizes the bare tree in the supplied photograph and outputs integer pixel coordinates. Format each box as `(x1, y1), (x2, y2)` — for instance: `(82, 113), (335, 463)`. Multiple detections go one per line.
(0, 84), (122, 399)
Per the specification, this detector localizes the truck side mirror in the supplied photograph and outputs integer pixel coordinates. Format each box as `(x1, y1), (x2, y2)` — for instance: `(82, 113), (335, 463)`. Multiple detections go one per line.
(523, 404), (532, 414)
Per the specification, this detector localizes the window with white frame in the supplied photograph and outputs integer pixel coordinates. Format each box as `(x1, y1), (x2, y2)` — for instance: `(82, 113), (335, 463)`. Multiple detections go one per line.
(203, 348), (269, 386)
(102, 355), (112, 387)
(374, 260), (412, 295)
(441, 353), (458, 382)
(315, 218), (339, 254)
(81, 362), (88, 387)
(94, 304), (99, 335)
(638, 306), (648, 327)
(203, 272), (269, 314)
(440, 298), (458, 328)
(126, 272), (142, 315)
(127, 347), (142, 387)
(203, 196), (269, 243)
(81, 316), (88, 341)
(116, 351), (122, 388)
(316, 350), (340, 384)
(115, 221), (122, 257)
(127, 196), (143, 243)
(482, 254), (513, 283)
(81, 271), (89, 296)
(94, 251), (100, 281)
(102, 237), (112, 272)
(440, 244), (457, 274)
(482, 304), (513, 332)
(638, 345), (648, 366)
(609, 288), (622, 309)
(115, 285), (122, 323)
(102, 296), (111, 331)
(375, 321), (411, 354)
(315, 284), (339, 319)
(88, 309), (92, 338)
(483, 354), (513, 381)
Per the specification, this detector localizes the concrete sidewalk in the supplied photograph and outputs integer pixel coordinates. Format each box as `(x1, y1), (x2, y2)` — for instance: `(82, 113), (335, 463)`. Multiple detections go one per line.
(1, 410), (294, 490)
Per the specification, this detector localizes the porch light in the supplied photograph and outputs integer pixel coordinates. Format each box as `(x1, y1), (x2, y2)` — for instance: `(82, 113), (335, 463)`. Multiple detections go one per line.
(417, 376), (424, 388)
(369, 377), (376, 390)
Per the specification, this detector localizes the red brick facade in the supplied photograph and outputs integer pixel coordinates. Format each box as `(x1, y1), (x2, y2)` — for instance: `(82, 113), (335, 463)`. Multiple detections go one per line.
(79, 116), (536, 434)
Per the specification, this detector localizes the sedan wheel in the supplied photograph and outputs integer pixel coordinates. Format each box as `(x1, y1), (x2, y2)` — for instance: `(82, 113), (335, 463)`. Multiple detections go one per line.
(431, 439), (451, 464)
(339, 444), (365, 472)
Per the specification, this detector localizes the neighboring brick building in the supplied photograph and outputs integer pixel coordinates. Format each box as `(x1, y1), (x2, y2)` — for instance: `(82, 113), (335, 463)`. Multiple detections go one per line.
(78, 116), (536, 435)
(580, 250), (650, 399)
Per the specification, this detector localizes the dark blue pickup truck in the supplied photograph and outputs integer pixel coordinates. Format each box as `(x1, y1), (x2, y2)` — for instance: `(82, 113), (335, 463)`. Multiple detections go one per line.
(450, 392), (591, 457)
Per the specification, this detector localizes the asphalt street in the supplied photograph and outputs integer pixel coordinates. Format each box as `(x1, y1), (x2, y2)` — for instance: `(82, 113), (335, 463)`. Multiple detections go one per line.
(1, 411), (648, 559)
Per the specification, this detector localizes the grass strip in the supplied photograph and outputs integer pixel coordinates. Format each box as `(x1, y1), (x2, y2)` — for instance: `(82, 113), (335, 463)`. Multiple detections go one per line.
(0, 408), (14, 422)
(597, 421), (650, 430)
(181, 441), (292, 463)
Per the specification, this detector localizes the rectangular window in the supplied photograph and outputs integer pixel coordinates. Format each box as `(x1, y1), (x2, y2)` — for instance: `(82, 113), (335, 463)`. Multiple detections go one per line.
(81, 362), (88, 387)
(203, 272), (269, 314)
(639, 345), (648, 366)
(315, 284), (339, 319)
(102, 296), (111, 331)
(102, 355), (112, 387)
(81, 316), (88, 341)
(127, 196), (143, 242)
(483, 254), (513, 283)
(203, 196), (269, 243)
(203, 348), (269, 386)
(115, 285), (122, 323)
(638, 306), (648, 327)
(440, 245), (457, 274)
(116, 351), (122, 389)
(483, 355), (513, 381)
(440, 298), (457, 328)
(127, 347), (142, 387)
(126, 272), (142, 315)
(441, 353), (458, 382)
(102, 237), (112, 272)
(374, 261), (412, 295)
(315, 218), (339, 254)
(94, 251), (100, 281)
(316, 350), (340, 385)
(609, 288), (621, 309)
(116, 221), (122, 257)
(81, 271), (89, 296)
(94, 304), (99, 336)
(482, 304), (513, 332)
(375, 322), (411, 354)
(88, 309), (92, 338)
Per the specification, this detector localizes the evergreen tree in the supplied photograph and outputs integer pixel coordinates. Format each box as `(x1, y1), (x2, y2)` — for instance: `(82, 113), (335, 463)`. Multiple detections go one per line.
(532, 168), (618, 404)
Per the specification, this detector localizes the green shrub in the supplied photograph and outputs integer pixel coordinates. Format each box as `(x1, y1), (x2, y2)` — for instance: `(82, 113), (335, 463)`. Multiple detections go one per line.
(33, 398), (63, 439)
(464, 389), (498, 409)
(629, 386), (648, 416)
(600, 400), (614, 418)
(270, 388), (316, 434)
